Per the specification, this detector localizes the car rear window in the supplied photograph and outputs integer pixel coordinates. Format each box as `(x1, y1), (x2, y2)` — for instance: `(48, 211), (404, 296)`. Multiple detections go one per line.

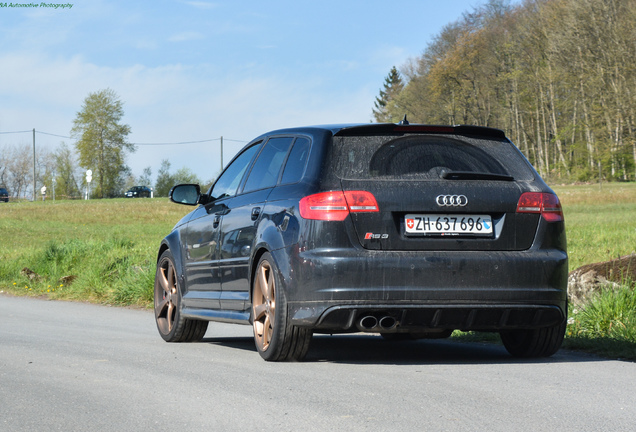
(333, 134), (535, 181)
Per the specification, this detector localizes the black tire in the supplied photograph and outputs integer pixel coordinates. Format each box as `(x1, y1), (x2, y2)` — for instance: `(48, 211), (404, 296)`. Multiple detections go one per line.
(154, 249), (208, 342)
(252, 252), (312, 361)
(500, 321), (566, 358)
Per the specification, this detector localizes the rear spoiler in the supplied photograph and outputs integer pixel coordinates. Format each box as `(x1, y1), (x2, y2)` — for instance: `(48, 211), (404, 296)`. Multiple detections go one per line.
(333, 124), (507, 139)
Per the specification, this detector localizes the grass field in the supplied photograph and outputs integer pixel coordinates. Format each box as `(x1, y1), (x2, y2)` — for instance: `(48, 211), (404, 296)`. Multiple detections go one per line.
(0, 198), (191, 305)
(1, 183), (635, 358)
(552, 183), (636, 270)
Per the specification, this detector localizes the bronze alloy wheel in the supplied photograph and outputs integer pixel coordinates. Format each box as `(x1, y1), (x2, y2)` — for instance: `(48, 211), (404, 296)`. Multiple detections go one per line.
(154, 249), (209, 342)
(251, 252), (312, 361)
(155, 253), (178, 336)
(252, 258), (276, 352)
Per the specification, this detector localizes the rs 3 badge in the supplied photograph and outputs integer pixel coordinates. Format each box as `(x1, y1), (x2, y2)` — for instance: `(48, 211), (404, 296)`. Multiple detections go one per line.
(365, 233), (389, 239)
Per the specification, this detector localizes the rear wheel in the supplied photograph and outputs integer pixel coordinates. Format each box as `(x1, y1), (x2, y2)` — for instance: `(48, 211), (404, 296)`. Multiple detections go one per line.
(500, 321), (566, 358)
(154, 249), (208, 342)
(252, 252), (311, 361)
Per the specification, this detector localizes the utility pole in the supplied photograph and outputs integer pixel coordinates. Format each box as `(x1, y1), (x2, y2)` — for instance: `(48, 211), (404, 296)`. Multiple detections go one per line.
(220, 136), (224, 172)
(33, 128), (36, 202)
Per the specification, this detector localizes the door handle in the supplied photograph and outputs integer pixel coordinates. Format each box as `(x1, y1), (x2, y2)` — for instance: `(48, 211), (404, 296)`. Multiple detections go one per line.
(213, 214), (221, 228)
(251, 207), (261, 221)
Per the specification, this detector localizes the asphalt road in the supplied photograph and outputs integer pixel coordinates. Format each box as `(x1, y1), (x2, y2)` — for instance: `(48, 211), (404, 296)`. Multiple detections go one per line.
(2, 294), (635, 432)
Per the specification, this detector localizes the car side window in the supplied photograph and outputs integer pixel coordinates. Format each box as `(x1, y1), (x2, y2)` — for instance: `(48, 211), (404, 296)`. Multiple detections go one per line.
(281, 137), (310, 184)
(209, 143), (260, 200)
(243, 137), (294, 193)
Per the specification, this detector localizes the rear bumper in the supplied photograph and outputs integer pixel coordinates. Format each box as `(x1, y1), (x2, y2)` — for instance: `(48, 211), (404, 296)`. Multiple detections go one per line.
(279, 247), (568, 332)
(290, 303), (565, 333)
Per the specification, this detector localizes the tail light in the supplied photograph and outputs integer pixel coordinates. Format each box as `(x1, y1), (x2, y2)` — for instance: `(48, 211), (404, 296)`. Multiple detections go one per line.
(299, 191), (379, 221)
(516, 192), (564, 222)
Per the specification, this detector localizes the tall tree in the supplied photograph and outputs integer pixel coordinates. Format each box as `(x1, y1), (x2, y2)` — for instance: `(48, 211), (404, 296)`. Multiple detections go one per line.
(378, 0), (636, 182)
(372, 66), (405, 122)
(71, 88), (134, 198)
(0, 150), (8, 188)
(154, 160), (173, 197)
(154, 159), (202, 197)
(138, 166), (152, 187)
(6, 144), (32, 199)
(54, 143), (81, 199)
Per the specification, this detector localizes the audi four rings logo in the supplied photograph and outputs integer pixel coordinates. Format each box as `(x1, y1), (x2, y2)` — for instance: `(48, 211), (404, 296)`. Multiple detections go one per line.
(436, 195), (468, 206)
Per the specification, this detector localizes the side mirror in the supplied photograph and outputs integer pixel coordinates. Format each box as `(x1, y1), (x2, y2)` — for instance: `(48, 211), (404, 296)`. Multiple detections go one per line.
(169, 184), (202, 206)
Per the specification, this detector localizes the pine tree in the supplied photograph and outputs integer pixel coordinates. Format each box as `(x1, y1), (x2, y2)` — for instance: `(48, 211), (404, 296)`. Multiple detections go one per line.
(372, 66), (404, 123)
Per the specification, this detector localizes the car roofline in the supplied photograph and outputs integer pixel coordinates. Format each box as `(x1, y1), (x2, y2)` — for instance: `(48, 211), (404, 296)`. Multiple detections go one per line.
(332, 123), (507, 139)
(259, 123), (507, 140)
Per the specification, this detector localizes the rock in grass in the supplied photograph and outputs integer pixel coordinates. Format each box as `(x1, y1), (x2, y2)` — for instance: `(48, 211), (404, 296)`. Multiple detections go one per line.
(20, 267), (42, 281)
(568, 254), (636, 304)
(59, 275), (77, 285)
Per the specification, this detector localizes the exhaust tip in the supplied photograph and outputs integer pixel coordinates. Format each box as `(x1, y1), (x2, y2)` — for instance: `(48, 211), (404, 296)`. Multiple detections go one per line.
(379, 316), (398, 330)
(359, 316), (378, 331)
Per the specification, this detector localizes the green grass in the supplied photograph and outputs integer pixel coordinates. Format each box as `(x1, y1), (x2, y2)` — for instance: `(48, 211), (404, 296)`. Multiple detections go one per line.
(554, 183), (636, 360)
(552, 183), (636, 270)
(1, 184), (635, 359)
(0, 198), (190, 306)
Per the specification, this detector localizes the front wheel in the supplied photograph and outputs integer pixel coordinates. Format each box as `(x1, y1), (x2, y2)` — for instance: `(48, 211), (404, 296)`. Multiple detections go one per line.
(252, 252), (312, 361)
(154, 249), (208, 342)
(500, 321), (566, 358)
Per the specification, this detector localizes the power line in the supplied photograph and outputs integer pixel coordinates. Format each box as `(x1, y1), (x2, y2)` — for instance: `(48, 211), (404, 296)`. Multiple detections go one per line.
(134, 138), (220, 146)
(0, 130), (33, 134)
(133, 138), (249, 145)
(36, 131), (71, 139)
(0, 130), (248, 146)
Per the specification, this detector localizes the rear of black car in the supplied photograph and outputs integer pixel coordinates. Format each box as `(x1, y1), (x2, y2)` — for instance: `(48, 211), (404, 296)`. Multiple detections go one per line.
(284, 124), (567, 357)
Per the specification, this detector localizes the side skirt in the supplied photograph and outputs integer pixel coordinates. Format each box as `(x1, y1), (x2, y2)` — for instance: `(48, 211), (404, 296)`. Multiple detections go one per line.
(181, 307), (251, 325)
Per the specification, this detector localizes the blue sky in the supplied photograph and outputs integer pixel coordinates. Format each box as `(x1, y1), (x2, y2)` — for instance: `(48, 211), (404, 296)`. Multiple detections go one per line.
(1, 0), (487, 185)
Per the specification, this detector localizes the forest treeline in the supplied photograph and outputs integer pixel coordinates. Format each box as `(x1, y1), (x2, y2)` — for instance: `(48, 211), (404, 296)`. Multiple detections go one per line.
(374, 0), (636, 182)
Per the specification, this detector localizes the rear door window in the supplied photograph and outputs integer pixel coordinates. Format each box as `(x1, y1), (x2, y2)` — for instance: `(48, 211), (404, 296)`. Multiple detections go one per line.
(281, 137), (311, 184)
(243, 137), (294, 193)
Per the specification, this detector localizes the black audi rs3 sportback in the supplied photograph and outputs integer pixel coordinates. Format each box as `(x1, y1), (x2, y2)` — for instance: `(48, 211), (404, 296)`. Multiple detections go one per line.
(154, 122), (568, 361)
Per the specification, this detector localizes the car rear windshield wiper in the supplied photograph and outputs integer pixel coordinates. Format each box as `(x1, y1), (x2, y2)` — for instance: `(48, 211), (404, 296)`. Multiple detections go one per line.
(441, 170), (514, 181)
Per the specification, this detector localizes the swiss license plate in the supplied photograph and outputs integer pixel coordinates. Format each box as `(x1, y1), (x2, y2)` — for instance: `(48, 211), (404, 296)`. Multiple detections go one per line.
(405, 214), (493, 236)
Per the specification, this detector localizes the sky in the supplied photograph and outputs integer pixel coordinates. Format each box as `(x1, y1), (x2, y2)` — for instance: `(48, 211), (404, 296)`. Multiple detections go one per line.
(0, 0), (488, 186)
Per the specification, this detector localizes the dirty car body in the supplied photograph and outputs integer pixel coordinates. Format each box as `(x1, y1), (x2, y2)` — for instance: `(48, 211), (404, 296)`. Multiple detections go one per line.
(154, 123), (568, 361)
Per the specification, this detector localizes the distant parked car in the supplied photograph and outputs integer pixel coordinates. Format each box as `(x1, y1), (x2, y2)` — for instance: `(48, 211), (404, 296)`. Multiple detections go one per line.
(154, 121), (568, 362)
(0, 187), (8, 202)
(125, 186), (151, 198)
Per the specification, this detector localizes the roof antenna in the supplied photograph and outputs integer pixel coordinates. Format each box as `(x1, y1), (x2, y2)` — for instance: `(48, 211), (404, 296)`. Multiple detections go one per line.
(398, 115), (409, 125)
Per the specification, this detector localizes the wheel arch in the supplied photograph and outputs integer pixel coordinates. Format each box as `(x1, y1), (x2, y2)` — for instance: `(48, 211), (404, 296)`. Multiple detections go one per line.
(249, 243), (295, 302)
(157, 230), (187, 293)
(248, 213), (292, 303)
(249, 246), (270, 306)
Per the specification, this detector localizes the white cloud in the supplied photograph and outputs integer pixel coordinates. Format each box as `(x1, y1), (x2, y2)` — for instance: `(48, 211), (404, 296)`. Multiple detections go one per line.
(0, 52), (374, 181)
